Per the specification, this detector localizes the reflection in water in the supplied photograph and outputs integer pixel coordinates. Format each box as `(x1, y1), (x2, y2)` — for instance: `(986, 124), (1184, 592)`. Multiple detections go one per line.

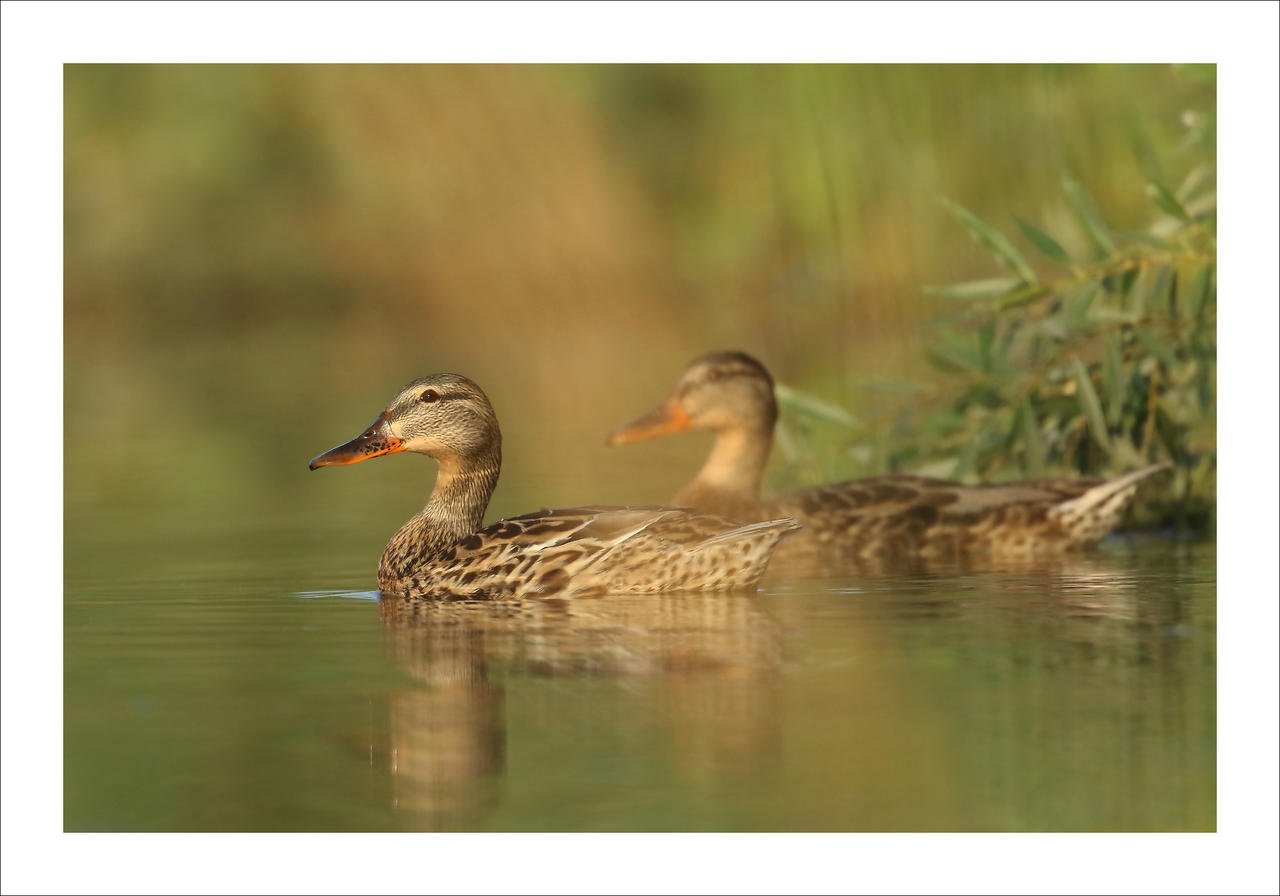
(813, 542), (1215, 831)
(841, 546), (1202, 631)
(63, 532), (1211, 831)
(369, 542), (1211, 830)
(380, 615), (506, 826)
(763, 541), (1162, 584)
(376, 592), (785, 829)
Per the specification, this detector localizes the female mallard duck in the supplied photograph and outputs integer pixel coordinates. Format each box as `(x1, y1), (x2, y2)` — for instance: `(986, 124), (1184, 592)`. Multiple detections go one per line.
(310, 373), (800, 599)
(606, 351), (1171, 563)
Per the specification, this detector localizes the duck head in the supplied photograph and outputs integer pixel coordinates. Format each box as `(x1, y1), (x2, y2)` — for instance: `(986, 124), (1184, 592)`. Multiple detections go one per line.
(310, 374), (501, 470)
(606, 350), (778, 446)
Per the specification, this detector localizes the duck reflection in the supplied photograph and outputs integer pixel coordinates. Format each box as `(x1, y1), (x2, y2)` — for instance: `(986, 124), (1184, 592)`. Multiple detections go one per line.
(376, 591), (783, 829)
(379, 604), (507, 826)
(802, 544), (1193, 629)
(761, 539), (1155, 585)
(359, 539), (1206, 831)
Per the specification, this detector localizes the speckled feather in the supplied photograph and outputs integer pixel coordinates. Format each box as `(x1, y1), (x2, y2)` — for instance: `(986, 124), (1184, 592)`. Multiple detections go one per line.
(378, 505), (799, 600)
(758, 468), (1168, 563)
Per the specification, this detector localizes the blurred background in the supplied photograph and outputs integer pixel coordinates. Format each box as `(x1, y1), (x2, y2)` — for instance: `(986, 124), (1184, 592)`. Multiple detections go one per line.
(65, 64), (1215, 544)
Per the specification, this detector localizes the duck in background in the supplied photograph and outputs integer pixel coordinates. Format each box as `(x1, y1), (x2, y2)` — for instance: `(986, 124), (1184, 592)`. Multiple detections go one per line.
(607, 351), (1170, 568)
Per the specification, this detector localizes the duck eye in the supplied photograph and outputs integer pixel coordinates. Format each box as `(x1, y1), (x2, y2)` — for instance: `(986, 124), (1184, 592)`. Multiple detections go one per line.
(706, 369), (723, 382)
(420, 389), (440, 403)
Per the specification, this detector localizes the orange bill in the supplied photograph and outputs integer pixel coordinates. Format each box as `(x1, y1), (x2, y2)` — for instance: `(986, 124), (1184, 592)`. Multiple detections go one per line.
(309, 412), (406, 469)
(606, 396), (693, 446)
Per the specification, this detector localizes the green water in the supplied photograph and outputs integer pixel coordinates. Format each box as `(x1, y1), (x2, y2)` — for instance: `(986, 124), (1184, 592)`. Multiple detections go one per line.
(64, 504), (1215, 832)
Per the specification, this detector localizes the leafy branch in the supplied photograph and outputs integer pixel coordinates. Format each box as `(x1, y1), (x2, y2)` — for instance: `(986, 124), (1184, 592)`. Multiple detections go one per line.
(884, 162), (1216, 530)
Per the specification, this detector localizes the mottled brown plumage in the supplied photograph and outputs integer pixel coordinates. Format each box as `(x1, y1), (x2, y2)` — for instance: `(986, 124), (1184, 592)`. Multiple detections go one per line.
(311, 373), (800, 599)
(607, 351), (1171, 566)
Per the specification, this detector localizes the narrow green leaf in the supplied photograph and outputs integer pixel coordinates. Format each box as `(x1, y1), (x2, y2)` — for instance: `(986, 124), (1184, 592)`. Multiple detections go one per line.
(942, 198), (1037, 283)
(1146, 181), (1190, 221)
(924, 350), (968, 376)
(1063, 281), (1100, 327)
(977, 319), (995, 372)
(1108, 269), (1139, 309)
(1086, 307), (1141, 325)
(1071, 357), (1112, 455)
(925, 330), (985, 376)
(1185, 191), (1217, 222)
(1005, 400), (1023, 448)
(1062, 176), (1116, 256)
(1019, 397), (1046, 476)
(1126, 265), (1151, 316)
(995, 318), (1018, 360)
(994, 283), (1052, 311)
(1134, 326), (1176, 368)
(1016, 218), (1071, 265)
(923, 276), (1022, 301)
(775, 384), (857, 426)
(1061, 414), (1089, 461)
(1176, 162), (1214, 203)
(1153, 406), (1183, 460)
(1103, 332), (1125, 426)
(1148, 265), (1175, 316)
(1189, 264), (1214, 320)
(951, 422), (983, 481)
(1174, 262), (1214, 322)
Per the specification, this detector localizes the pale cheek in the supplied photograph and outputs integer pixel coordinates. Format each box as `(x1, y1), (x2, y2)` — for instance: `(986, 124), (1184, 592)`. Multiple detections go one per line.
(398, 434), (442, 455)
(680, 394), (708, 420)
(696, 408), (732, 430)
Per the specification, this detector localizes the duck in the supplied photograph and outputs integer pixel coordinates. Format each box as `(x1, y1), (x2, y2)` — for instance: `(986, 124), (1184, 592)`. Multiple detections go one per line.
(606, 350), (1171, 565)
(310, 373), (800, 599)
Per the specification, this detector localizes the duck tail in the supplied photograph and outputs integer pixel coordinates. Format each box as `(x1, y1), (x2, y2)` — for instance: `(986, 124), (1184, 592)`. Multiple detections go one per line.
(1049, 462), (1172, 543)
(690, 517), (802, 552)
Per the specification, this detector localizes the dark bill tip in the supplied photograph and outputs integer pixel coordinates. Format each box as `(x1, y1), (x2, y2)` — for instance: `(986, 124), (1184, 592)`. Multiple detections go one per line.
(309, 413), (406, 470)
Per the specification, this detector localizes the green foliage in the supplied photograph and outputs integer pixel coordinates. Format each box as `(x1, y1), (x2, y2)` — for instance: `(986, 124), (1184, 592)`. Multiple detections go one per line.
(890, 134), (1216, 530)
(766, 81), (1218, 531)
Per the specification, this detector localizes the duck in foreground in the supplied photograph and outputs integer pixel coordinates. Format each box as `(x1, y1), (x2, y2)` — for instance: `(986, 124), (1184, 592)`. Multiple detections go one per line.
(607, 351), (1172, 564)
(310, 374), (800, 599)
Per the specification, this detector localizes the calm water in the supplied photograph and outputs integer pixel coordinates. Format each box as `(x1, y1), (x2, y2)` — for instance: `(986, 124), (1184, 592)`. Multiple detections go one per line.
(65, 505), (1215, 832)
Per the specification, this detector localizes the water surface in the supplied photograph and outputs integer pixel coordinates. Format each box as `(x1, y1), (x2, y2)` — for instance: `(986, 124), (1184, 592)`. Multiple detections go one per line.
(65, 507), (1215, 832)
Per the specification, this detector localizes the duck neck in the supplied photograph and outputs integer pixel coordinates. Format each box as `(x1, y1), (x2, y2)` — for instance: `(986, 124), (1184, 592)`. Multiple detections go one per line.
(421, 453), (502, 543)
(383, 445), (502, 571)
(674, 423), (772, 511)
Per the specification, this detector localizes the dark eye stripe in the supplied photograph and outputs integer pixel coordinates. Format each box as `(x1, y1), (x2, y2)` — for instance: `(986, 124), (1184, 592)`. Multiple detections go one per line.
(705, 366), (750, 382)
